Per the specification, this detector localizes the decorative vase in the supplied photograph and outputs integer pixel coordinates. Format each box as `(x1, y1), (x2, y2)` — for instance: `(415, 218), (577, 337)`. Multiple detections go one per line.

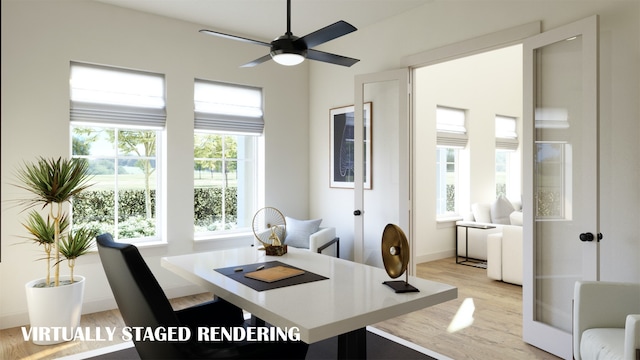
(24, 275), (86, 345)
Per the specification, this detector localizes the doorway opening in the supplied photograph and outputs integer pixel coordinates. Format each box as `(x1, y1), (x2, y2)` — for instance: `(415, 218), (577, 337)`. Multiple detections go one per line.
(412, 44), (524, 265)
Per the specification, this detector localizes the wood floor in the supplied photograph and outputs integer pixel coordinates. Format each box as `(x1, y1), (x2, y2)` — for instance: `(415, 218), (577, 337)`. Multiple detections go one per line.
(375, 257), (560, 360)
(1, 257), (561, 360)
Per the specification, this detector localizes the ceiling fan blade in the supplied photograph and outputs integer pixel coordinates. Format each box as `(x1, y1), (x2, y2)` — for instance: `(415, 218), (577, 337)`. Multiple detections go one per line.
(306, 49), (359, 67)
(240, 54), (273, 68)
(199, 29), (271, 47)
(296, 20), (357, 49)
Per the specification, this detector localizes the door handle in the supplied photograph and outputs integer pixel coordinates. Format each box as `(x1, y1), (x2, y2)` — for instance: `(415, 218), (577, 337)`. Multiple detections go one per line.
(353, 210), (362, 216)
(579, 232), (595, 242)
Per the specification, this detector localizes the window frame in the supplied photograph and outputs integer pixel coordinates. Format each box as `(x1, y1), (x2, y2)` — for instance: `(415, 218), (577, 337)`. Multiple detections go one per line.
(436, 146), (460, 217)
(69, 62), (166, 245)
(193, 79), (265, 241)
(436, 106), (466, 219)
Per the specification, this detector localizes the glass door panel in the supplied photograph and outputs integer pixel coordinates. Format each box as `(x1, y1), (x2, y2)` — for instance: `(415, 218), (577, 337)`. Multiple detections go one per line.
(534, 35), (584, 332)
(523, 16), (599, 358)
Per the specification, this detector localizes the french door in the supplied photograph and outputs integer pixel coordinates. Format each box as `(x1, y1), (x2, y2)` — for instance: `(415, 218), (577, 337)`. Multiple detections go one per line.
(522, 15), (600, 359)
(353, 69), (412, 272)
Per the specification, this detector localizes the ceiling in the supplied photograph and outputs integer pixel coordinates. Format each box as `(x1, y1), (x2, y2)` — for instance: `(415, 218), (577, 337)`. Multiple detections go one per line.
(96, 0), (432, 43)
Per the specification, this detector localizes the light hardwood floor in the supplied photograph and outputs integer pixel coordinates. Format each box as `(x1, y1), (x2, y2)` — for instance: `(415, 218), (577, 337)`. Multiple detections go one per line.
(375, 257), (560, 360)
(1, 257), (561, 360)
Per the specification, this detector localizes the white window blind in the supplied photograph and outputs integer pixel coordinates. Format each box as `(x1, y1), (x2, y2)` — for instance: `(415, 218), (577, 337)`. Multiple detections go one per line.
(194, 80), (264, 135)
(70, 62), (166, 128)
(495, 115), (518, 150)
(436, 106), (467, 148)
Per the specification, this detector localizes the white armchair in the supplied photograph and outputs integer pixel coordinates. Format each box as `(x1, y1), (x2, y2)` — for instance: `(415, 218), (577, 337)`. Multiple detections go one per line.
(308, 227), (339, 257)
(279, 216), (339, 257)
(253, 225), (340, 257)
(573, 281), (640, 360)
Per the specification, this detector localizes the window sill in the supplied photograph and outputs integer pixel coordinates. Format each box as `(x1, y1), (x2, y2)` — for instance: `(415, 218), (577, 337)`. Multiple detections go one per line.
(194, 231), (255, 251)
(436, 216), (462, 229)
(194, 230), (254, 243)
(436, 215), (463, 224)
(87, 238), (168, 254)
(132, 239), (169, 248)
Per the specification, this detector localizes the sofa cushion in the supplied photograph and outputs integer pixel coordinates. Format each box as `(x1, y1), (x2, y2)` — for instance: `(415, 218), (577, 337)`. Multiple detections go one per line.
(471, 203), (492, 223)
(510, 211), (523, 226)
(284, 217), (322, 249)
(580, 328), (625, 360)
(491, 196), (515, 224)
(511, 199), (522, 211)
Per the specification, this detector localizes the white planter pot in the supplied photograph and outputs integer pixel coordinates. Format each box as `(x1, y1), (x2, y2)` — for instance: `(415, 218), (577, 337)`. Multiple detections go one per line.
(25, 275), (86, 345)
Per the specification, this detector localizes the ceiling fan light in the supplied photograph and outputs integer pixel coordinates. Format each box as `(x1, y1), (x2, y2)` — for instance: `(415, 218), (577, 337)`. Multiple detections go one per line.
(271, 51), (305, 66)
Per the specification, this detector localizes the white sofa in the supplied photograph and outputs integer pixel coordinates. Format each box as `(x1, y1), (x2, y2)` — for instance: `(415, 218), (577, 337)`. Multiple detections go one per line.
(573, 281), (640, 360)
(486, 225), (523, 285)
(456, 197), (522, 260)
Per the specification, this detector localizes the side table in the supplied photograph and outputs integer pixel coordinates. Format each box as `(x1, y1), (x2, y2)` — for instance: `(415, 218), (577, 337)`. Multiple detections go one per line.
(455, 222), (496, 268)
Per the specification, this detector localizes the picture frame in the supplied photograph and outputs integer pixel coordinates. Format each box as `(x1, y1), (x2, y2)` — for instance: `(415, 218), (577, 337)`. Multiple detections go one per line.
(330, 102), (372, 189)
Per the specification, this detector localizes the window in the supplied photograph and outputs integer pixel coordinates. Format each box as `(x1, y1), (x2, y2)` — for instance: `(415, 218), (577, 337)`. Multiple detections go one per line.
(436, 148), (458, 215)
(495, 150), (509, 198)
(436, 106), (466, 216)
(70, 62), (165, 243)
(495, 115), (518, 198)
(194, 80), (263, 236)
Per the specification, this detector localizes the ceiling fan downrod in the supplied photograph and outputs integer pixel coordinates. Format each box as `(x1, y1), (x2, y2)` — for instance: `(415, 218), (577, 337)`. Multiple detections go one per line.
(286, 0), (292, 36)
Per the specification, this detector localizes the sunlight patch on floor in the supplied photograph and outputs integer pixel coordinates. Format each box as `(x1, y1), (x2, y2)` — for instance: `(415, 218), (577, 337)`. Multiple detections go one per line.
(447, 297), (475, 333)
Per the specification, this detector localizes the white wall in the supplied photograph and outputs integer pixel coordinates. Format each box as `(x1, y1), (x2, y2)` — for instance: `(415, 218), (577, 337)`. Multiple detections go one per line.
(0, 0), (310, 328)
(308, 0), (639, 282)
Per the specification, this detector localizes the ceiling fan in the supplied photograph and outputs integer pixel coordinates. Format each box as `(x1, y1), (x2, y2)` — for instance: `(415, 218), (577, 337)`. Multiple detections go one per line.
(199, 0), (360, 68)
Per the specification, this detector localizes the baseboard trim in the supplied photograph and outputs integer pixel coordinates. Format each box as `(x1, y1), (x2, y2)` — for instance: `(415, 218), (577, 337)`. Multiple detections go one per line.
(416, 250), (455, 264)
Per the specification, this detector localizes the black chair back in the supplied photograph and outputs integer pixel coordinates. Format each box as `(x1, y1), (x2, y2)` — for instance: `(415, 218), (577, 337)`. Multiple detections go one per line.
(96, 233), (184, 358)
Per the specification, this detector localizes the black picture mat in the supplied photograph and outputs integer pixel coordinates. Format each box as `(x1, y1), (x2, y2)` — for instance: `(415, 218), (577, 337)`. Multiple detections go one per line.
(215, 261), (328, 292)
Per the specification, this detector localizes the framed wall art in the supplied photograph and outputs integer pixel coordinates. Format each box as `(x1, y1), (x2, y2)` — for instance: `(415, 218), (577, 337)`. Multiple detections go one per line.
(330, 102), (372, 189)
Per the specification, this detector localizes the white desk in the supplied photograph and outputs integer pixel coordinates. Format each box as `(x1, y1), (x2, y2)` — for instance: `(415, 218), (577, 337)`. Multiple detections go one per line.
(161, 247), (457, 359)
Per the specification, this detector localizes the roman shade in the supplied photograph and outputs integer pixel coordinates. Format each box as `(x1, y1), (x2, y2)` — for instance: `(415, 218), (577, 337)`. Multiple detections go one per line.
(437, 106), (468, 148)
(194, 80), (264, 135)
(70, 62), (166, 129)
(495, 115), (518, 150)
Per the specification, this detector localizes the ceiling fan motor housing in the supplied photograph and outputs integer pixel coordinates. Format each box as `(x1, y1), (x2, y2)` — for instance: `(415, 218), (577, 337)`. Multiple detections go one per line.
(270, 34), (307, 58)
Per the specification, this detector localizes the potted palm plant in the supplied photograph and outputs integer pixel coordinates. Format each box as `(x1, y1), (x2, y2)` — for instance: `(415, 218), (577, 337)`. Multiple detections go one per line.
(14, 156), (96, 345)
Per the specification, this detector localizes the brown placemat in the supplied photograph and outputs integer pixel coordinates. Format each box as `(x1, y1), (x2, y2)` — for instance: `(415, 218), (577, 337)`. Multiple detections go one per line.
(215, 261), (328, 291)
(245, 265), (305, 283)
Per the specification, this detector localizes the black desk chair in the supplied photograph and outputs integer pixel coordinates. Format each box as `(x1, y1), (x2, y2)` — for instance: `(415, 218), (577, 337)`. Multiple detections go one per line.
(96, 233), (308, 359)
